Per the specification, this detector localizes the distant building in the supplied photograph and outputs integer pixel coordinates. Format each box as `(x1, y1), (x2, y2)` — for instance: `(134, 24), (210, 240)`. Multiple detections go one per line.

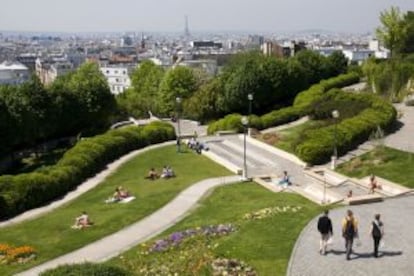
(190, 41), (223, 49)
(342, 49), (375, 64)
(16, 53), (38, 71)
(262, 41), (306, 58)
(177, 59), (218, 76)
(100, 66), (131, 95)
(35, 58), (73, 85)
(0, 61), (29, 85)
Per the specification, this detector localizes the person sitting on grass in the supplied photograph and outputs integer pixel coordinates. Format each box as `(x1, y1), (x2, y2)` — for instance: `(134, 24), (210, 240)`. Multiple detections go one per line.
(278, 171), (291, 187)
(72, 211), (92, 229)
(146, 168), (159, 180)
(161, 165), (175, 178)
(117, 186), (130, 198)
(106, 186), (134, 203)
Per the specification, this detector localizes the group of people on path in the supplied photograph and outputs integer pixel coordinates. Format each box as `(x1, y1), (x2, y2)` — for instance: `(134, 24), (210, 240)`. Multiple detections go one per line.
(317, 209), (384, 260)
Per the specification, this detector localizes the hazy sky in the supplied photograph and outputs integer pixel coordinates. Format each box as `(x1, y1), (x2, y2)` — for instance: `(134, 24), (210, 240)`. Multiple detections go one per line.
(1, 0), (413, 33)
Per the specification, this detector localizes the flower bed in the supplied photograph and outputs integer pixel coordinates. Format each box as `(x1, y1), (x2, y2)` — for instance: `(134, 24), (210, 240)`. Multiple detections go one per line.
(120, 223), (258, 275)
(212, 258), (257, 276)
(0, 243), (36, 264)
(243, 205), (303, 221)
(149, 224), (236, 253)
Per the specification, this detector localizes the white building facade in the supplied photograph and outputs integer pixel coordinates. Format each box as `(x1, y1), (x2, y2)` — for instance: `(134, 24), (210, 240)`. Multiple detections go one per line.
(0, 61), (30, 85)
(100, 66), (131, 95)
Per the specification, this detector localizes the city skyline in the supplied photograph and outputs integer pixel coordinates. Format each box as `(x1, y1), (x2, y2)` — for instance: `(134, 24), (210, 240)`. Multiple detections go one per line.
(1, 0), (413, 34)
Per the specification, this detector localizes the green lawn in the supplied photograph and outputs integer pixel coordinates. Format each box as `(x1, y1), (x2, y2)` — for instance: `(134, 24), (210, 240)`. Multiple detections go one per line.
(109, 183), (322, 275)
(258, 120), (328, 153)
(337, 146), (414, 188)
(0, 145), (231, 275)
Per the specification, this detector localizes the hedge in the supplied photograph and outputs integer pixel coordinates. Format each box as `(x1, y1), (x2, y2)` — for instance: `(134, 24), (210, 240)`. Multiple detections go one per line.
(295, 93), (396, 164)
(0, 122), (175, 219)
(207, 72), (360, 134)
(40, 263), (129, 276)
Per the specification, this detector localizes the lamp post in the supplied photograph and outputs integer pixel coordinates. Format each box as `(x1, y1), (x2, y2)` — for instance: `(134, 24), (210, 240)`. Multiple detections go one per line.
(176, 97), (182, 153)
(241, 116), (249, 180)
(247, 93), (253, 136)
(331, 110), (340, 170)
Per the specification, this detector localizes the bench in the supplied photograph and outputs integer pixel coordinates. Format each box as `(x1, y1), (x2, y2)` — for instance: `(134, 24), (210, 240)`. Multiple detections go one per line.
(345, 194), (383, 205)
(215, 130), (237, 136)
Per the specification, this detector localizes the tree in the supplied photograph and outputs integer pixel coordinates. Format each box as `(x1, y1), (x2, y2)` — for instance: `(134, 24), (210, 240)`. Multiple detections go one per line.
(293, 50), (330, 84)
(376, 6), (406, 57)
(127, 60), (165, 116)
(326, 51), (348, 76)
(158, 66), (197, 116)
(183, 78), (223, 122)
(401, 11), (414, 54)
(66, 62), (116, 133)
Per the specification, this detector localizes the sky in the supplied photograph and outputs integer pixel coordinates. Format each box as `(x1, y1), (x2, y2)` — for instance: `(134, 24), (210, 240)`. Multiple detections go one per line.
(1, 0), (414, 33)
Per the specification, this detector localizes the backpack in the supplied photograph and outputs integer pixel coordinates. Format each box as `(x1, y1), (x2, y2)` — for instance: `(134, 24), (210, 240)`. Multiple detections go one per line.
(372, 221), (382, 238)
(344, 219), (355, 238)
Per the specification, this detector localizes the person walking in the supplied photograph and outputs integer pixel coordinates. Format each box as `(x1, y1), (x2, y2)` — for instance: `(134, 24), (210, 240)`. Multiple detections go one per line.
(370, 214), (384, 258)
(342, 210), (358, 260)
(317, 210), (333, 255)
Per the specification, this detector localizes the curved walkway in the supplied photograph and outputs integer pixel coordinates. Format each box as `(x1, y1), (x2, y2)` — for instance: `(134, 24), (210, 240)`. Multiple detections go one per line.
(18, 175), (241, 275)
(288, 194), (414, 276)
(0, 141), (175, 228)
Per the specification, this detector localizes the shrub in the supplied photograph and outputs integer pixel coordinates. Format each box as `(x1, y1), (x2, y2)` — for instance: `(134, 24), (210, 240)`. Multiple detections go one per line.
(207, 114), (243, 134)
(40, 263), (129, 276)
(295, 93), (396, 164)
(207, 72), (360, 133)
(0, 122), (175, 219)
(260, 106), (303, 129)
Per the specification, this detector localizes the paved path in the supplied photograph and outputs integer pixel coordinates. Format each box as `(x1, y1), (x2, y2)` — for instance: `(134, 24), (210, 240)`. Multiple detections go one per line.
(384, 103), (414, 153)
(0, 141), (176, 228)
(288, 194), (414, 276)
(18, 175), (241, 276)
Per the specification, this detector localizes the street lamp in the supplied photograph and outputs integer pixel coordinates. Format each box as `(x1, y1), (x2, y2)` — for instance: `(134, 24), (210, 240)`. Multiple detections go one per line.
(331, 110), (340, 169)
(247, 93), (253, 136)
(176, 97), (182, 153)
(241, 116), (249, 180)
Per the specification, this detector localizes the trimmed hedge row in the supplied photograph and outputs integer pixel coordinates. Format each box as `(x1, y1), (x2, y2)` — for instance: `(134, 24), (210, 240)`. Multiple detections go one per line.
(40, 263), (129, 276)
(295, 93), (396, 164)
(207, 72), (360, 134)
(0, 121), (175, 219)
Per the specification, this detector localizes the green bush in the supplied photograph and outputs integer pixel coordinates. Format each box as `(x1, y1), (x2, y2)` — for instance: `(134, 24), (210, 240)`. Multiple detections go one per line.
(40, 263), (129, 276)
(295, 93), (396, 164)
(207, 114), (243, 134)
(260, 106), (303, 129)
(0, 122), (175, 219)
(207, 72), (360, 133)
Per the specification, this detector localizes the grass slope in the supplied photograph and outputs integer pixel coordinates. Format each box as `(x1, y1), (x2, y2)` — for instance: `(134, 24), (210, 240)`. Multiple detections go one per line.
(337, 146), (414, 188)
(0, 146), (231, 275)
(109, 183), (322, 275)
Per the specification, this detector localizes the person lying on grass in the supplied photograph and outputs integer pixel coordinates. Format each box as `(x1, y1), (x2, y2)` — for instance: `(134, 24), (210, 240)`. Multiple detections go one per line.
(105, 186), (134, 203)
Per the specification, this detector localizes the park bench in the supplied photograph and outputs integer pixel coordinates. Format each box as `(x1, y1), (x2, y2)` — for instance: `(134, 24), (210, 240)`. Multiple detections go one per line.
(215, 130), (237, 136)
(345, 194), (383, 205)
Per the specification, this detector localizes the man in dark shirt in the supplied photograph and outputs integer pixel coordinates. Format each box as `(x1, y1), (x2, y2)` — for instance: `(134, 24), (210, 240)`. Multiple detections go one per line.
(317, 210), (333, 255)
